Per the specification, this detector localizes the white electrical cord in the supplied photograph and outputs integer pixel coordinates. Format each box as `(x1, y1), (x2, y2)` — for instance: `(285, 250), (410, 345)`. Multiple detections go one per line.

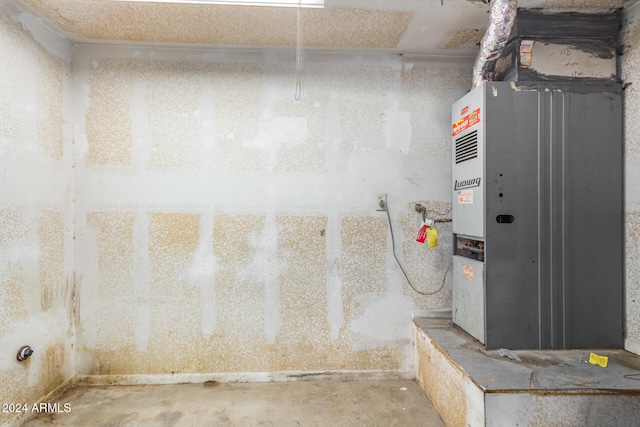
(385, 202), (452, 296)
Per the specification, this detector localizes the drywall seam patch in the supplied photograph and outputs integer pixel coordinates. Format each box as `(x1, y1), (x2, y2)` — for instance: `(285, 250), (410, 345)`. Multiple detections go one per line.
(326, 213), (344, 340)
(132, 211), (151, 352)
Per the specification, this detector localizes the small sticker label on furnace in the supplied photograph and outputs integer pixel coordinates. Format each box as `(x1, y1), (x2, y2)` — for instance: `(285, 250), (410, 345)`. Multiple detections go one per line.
(463, 264), (474, 282)
(458, 190), (474, 204)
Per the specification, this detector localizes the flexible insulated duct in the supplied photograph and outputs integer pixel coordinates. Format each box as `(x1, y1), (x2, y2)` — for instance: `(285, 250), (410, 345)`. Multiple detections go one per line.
(472, 0), (517, 88)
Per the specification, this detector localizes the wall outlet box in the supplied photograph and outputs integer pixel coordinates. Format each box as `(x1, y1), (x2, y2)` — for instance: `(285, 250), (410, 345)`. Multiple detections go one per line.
(376, 193), (387, 211)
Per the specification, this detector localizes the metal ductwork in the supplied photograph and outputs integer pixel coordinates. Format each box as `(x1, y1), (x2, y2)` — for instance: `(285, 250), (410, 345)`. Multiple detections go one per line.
(471, 0), (517, 88)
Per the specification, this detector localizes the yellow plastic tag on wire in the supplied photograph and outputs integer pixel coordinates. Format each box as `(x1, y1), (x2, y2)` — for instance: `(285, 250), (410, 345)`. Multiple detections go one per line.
(427, 226), (438, 248)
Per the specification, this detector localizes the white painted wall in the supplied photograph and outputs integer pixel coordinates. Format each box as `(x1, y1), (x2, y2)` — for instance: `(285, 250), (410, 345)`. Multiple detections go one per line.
(0, 2), (74, 425)
(70, 45), (470, 376)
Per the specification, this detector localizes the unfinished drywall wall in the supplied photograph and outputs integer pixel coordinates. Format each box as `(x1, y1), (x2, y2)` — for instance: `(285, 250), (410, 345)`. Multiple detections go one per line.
(623, 1), (640, 356)
(72, 45), (469, 378)
(0, 2), (74, 425)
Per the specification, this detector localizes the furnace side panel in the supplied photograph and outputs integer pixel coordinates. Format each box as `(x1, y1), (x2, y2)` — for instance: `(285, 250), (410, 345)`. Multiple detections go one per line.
(451, 85), (486, 343)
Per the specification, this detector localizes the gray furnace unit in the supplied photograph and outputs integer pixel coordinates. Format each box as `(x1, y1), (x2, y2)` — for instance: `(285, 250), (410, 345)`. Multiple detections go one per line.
(451, 81), (623, 350)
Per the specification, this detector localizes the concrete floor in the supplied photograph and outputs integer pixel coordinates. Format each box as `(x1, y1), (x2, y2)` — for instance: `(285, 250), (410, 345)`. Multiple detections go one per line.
(21, 380), (444, 427)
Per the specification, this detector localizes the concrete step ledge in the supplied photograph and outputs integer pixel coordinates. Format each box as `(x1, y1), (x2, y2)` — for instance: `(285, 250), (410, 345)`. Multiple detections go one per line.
(414, 318), (640, 427)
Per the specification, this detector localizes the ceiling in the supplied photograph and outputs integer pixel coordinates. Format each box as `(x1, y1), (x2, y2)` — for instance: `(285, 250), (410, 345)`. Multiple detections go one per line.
(11, 0), (626, 56)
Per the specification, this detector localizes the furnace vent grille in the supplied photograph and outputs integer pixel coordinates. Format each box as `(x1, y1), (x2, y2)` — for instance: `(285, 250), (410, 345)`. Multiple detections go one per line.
(455, 130), (478, 164)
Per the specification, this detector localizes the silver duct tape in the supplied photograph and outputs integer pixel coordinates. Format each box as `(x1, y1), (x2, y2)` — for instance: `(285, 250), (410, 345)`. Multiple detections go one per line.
(472, 0), (517, 88)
